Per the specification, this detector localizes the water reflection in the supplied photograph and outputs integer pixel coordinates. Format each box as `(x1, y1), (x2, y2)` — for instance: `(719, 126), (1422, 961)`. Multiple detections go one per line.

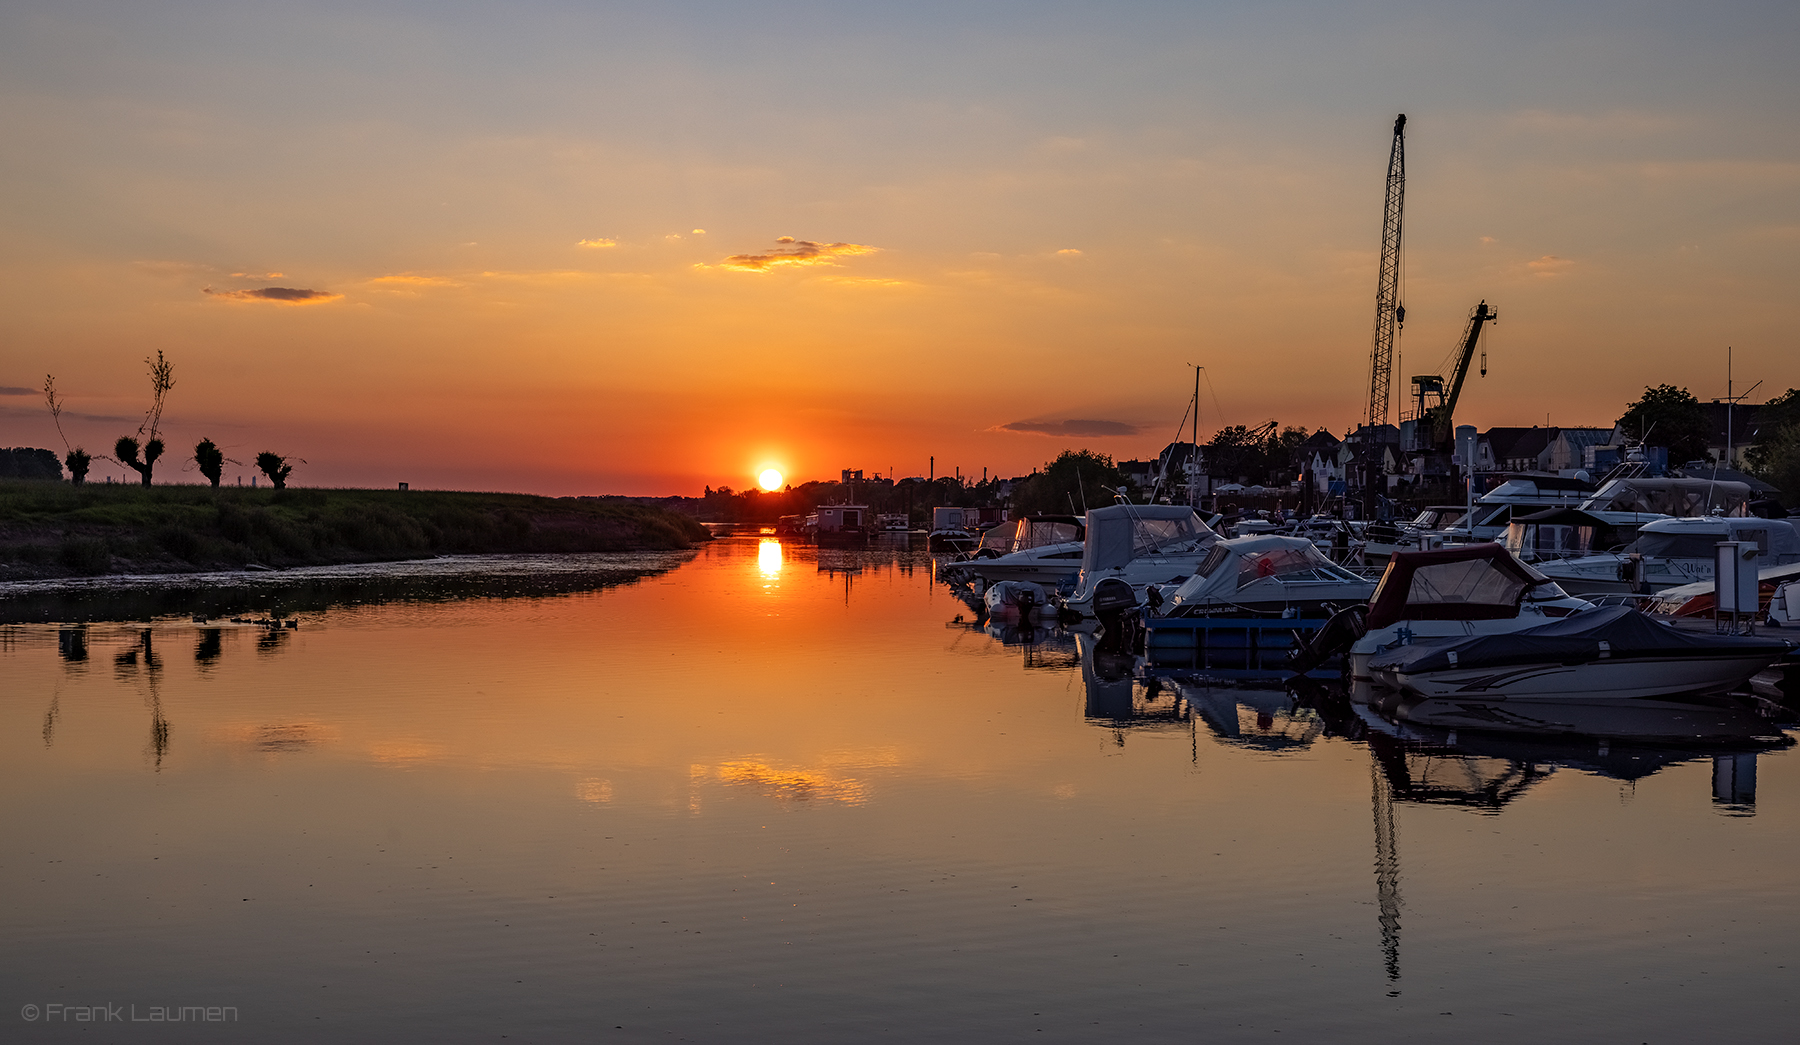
(757, 537), (783, 578)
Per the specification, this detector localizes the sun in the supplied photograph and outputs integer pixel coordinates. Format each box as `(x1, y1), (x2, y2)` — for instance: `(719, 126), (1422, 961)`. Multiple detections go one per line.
(758, 468), (784, 491)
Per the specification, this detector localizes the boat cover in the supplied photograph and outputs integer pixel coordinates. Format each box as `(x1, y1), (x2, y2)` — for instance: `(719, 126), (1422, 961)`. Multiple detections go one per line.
(1167, 535), (1369, 606)
(1365, 543), (1551, 629)
(1368, 605), (1789, 675)
(1079, 505), (1216, 576)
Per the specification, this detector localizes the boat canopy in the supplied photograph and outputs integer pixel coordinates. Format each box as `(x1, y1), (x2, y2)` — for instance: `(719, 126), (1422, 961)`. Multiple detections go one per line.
(1167, 535), (1368, 607)
(1079, 505), (1216, 576)
(1368, 605), (1786, 676)
(1583, 478), (1750, 517)
(1365, 543), (1551, 629)
(1626, 516), (1800, 560)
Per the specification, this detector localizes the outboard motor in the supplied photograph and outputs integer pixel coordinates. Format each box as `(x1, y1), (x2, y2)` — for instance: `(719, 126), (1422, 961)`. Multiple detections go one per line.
(1286, 603), (1367, 675)
(1092, 578), (1141, 653)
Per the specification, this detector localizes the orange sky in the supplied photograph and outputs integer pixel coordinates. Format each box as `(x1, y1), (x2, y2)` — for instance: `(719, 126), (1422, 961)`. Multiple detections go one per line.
(2, 3), (1795, 494)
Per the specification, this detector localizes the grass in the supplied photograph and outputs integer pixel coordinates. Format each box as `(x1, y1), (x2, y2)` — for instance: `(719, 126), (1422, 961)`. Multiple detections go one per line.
(0, 481), (710, 577)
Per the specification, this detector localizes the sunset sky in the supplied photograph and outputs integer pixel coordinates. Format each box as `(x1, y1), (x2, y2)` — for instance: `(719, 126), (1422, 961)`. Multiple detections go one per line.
(2, 1), (1795, 495)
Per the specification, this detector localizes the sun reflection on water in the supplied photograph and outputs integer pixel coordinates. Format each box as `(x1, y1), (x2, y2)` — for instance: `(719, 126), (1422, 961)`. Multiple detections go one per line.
(757, 538), (783, 578)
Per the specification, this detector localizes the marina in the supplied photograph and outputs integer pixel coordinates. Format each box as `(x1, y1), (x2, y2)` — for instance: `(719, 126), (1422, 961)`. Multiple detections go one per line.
(9, 533), (1800, 1042)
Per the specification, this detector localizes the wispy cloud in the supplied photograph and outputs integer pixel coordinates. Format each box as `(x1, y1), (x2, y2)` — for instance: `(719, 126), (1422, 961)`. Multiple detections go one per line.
(204, 286), (342, 304)
(0, 386), (37, 396)
(1526, 255), (1575, 278)
(576, 238), (616, 248)
(367, 274), (464, 289)
(232, 271), (285, 279)
(719, 236), (879, 272)
(1055, 248), (1083, 256)
(997, 419), (1141, 437)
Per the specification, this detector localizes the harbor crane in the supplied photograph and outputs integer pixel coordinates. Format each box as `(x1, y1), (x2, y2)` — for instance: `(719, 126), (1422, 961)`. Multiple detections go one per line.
(1365, 114), (1407, 432)
(1406, 300), (1497, 452)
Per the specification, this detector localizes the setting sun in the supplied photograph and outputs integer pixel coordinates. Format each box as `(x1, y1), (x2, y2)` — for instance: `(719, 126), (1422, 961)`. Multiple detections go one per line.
(758, 469), (784, 491)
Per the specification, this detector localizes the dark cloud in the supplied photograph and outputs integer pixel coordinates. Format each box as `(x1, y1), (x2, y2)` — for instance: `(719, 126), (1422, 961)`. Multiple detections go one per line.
(0, 386), (38, 396)
(204, 287), (342, 304)
(998, 419), (1142, 437)
(720, 237), (878, 271)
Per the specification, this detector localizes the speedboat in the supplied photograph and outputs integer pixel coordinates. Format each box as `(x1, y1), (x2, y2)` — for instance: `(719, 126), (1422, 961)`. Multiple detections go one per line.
(1365, 605), (1791, 701)
(941, 514), (1086, 587)
(1533, 515), (1800, 595)
(1286, 543), (1595, 681)
(1057, 504), (1220, 619)
(1152, 535), (1375, 618)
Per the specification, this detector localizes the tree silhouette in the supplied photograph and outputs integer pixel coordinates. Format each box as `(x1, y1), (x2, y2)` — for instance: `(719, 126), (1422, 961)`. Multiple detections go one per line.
(256, 452), (293, 489)
(1618, 385), (1710, 465)
(42, 374), (91, 484)
(194, 438), (224, 488)
(116, 436), (164, 487)
(113, 352), (175, 486)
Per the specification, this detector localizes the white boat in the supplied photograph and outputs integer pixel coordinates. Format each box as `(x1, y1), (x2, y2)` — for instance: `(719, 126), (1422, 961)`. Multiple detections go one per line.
(1366, 605), (1790, 701)
(942, 515), (1086, 587)
(1058, 504), (1220, 619)
(1284, 543), (1595, 681)
(1533, 515), (1800, 595)
(1152, 535), (1375, 618)
(1501, 506), (1666, 564)
(983, 580), (1052, 621)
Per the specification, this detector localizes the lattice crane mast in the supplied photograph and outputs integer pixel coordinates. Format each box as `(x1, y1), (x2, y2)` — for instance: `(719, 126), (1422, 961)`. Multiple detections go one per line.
(1365, 114), (1407, 432)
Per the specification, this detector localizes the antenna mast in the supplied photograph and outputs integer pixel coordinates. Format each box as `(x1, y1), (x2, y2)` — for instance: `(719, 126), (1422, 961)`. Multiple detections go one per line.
(1366, 114), (1406, 432)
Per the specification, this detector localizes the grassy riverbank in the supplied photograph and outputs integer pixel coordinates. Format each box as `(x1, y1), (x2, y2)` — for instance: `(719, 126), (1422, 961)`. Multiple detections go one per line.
(0, 482), (710, 580)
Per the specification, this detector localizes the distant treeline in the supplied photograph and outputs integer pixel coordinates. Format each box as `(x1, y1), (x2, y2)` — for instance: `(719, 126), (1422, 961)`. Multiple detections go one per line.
(0, 447), (63, 481)
(0, 483), (710, 579)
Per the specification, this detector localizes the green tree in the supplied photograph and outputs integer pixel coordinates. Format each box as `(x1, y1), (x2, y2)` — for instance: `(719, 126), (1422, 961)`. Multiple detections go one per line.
(1618, 384), (1710, 465)
(194, 438), (224, 488)
(115, 435), (164, 487)
(255, 452), (293, 489)
(1008, 450), (1125, 515)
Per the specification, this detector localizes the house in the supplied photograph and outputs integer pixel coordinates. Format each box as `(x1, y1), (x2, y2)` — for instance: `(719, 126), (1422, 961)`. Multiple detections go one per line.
(1541, 428), (1614, 473)
(1476, 427), (1557, 473)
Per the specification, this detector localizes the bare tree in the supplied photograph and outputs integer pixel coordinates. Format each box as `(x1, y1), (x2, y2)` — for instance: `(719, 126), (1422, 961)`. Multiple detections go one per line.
(42, 374), (91, 484)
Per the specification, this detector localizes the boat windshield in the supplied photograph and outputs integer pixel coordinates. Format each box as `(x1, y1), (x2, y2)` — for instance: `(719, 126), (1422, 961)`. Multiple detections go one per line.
(1234, 544), (1338, 588)
(1080, 505), (1218, 575)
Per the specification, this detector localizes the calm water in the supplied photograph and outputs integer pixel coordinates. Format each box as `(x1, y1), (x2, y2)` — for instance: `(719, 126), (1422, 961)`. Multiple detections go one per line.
(4, 535), (1799, 1043)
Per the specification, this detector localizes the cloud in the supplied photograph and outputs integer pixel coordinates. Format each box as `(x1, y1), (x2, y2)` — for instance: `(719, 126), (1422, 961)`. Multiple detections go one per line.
(691, 229), (706, 236)
(367, 274), (464, 290)
(576, 238), (616, 248)
(719, 237), (880, 272)
(1526, 255), (1575, 278)
(1055, 248), (1084, 256)
(232, 271), (285, 279)
(0, 385), (38, 395)
(204, 286), (342, 304)
(1479, 236), (1496, 245)
(997, 419), (1142, 437)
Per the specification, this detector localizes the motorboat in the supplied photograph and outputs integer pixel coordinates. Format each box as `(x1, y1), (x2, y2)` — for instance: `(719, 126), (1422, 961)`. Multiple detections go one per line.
(1532, 515), (1800, 595)
(941, 514), (1086, 587)
(1151, 535), (1375, 618)
(1365, 604), (1791, 701)
(983, 580), (1052, 621)
(1501, 506), (1664, 564)
(1286, 543), (1595, 681)
(1057, 504), (1220, 619)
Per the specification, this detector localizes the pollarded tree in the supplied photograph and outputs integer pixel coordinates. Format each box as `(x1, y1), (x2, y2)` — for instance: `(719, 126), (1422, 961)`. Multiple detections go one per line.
(112, 352), (176, 486)
(42, 374), (91, 485)
(255, 452), (293, 489)
(115, 436), (164, 487)
(194, 438), (224, 488)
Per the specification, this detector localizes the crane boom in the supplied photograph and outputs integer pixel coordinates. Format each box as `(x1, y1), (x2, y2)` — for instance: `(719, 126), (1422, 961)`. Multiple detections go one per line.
(1366, 114), (1406, 432)
(1427, 300), (1497, 447)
